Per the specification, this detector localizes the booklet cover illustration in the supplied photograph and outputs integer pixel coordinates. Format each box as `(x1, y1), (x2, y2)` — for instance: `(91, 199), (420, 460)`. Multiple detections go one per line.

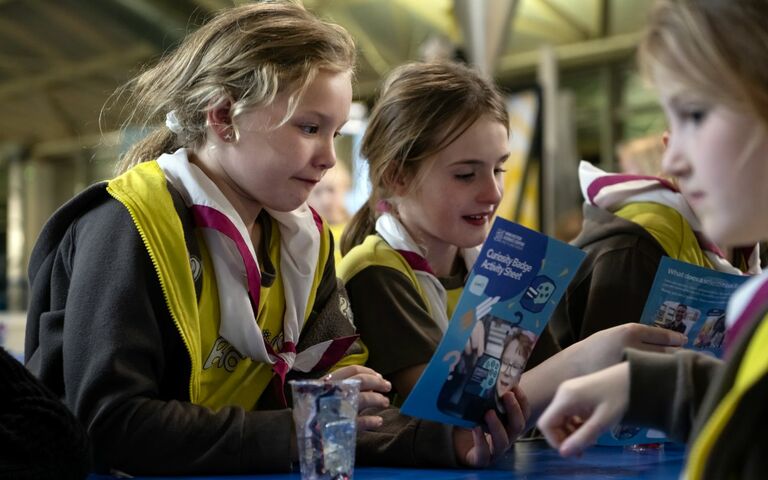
(400, 217), (586, 428)
(597, 256), (749, 446)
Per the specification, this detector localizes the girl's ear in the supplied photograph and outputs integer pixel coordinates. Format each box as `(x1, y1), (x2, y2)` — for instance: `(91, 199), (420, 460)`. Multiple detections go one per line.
(389, 170), (412, 196)
(207, 97), (235, 142)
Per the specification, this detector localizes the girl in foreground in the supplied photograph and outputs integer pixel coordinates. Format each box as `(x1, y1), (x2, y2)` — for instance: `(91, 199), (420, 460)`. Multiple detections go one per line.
(538, 1), (768, 478)
(24, 3), (507, 474)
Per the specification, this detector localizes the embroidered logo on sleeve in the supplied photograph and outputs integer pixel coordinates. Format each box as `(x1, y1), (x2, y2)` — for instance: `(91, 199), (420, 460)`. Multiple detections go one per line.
(339, 296), (354, 325)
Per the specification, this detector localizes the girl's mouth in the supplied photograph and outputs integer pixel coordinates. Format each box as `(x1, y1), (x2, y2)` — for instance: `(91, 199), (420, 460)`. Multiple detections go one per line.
(462, 213), (490, 226)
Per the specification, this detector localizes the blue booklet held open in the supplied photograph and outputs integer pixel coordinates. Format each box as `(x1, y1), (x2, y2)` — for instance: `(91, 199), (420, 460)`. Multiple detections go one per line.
(597, 256), (749, 445)
(401, 217), (586, 427)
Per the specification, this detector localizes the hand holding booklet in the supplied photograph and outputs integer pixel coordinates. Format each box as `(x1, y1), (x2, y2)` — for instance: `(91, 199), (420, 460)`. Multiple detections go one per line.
(597, 256), (749, 446)
(401, 217), (586, 428)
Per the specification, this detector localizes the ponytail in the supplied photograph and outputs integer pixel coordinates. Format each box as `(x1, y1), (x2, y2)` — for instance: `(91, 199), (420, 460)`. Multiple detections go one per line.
(116, 127), (179, 174)
(340, 200), (376, 255)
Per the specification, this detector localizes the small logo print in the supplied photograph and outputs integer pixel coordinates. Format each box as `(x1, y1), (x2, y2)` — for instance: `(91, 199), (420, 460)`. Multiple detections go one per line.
(189, 255), (202, 281)
(339, 295), (354, 325)
(203, 337), (244, 372)
(468, 275), (489, 296)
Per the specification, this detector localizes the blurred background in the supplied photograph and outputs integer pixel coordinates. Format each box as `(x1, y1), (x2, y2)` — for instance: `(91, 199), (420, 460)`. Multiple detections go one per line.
(0, 0), (668, 352)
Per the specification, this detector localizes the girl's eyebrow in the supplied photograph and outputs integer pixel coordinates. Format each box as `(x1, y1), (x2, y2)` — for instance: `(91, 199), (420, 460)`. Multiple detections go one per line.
(450, 159), (483, 166)
(450, 154), (511, 166)
(667, 93), (707, 108)
(667, 96), (685, 108)
(296, 110), (349, 126)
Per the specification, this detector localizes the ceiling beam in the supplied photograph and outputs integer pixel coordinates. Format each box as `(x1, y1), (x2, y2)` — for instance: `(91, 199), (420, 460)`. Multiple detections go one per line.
(190, 0), (231, 13)
(598, 0), (611, 37)
(74, 0), (188, 50)
(513, 16), (582, 43)
(0, 52), (25, 73)
(0, 45), (155, 100)
(43, 90), (80, 138)
(498, 31), (642, 81)
(0, 15), (66, 61)
(328, 9), (393, 77)
(538, 0), (592, 40)
(455, 0), (518, 77)
(391, 0), (459, 42)
(28, 1), (114, 52)
(113, 0), (189, 32)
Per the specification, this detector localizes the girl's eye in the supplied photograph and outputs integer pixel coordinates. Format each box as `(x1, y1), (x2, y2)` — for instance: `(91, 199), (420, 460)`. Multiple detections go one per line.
(494, 167), (507, 176)
(300, 124), (319, 134)
(680, 108), (708, 125)
(333, 131), (342, 138)
(454, 172), (475, 181)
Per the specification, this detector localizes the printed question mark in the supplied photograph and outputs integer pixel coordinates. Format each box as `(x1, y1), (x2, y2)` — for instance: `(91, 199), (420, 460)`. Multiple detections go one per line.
(443, 350), (461, 374)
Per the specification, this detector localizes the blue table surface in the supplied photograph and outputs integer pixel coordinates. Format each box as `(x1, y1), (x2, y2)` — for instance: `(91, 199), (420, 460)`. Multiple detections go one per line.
(88, 440), (686, 480)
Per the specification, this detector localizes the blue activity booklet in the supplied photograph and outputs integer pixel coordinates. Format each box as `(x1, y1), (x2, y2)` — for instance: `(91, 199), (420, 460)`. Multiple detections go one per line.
(401, 217), (586, 428)
(597, 256), (749, 446)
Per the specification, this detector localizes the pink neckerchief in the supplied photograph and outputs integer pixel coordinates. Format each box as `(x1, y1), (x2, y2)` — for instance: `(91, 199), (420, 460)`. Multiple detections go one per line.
(157, 149), (354, 383)
(375, 213), (479, 332)
(579, 161), (761, 275)
(724, 270), (768, 354)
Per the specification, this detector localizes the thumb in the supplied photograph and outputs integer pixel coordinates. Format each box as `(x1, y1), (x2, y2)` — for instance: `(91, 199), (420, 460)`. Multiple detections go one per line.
(558, 405), (614, 457)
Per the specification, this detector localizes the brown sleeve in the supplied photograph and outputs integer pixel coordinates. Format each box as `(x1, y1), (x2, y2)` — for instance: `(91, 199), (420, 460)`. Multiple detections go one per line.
(357, 407), (458, 468)
(344, 266), (459, 469)
(623, 349), (723, 442)
(345, 266), (442, 379)
(549, 238), (665, 350)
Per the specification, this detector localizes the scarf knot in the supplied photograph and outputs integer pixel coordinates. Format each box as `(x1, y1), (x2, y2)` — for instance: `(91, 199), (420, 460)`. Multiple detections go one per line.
(157, 149), (333, 376)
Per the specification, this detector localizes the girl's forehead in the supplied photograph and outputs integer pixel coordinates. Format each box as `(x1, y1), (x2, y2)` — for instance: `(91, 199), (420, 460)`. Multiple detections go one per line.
(652, 61), (708, 100)
(656, 78), (701, 105)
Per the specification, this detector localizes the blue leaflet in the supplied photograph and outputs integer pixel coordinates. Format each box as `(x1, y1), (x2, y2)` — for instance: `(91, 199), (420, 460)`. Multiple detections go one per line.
(401, 217), (585, 427)
(597, 256), (749, 446)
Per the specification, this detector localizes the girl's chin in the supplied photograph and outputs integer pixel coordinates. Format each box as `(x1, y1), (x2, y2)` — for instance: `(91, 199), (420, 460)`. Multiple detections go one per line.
(264, 197), (308, 213)
(702, 218), (760, 249)
(455, 239), (485, 250)
(453, 231), (489, 249)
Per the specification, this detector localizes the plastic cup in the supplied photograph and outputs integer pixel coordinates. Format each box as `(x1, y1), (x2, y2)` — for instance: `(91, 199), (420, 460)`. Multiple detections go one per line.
(290, 378), (360, 480)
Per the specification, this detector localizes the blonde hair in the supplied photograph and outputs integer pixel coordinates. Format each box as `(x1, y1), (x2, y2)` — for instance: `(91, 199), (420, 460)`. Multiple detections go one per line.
(108, 1), (356, 173)
(638, 0), (768, 128)
(340, 61), (509, 254)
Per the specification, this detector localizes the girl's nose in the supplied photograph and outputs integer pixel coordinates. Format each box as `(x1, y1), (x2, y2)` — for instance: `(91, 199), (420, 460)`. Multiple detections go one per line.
(316, 137), (337, 171)
(660, 135), (690, 179)
(479, 176), (503, 205)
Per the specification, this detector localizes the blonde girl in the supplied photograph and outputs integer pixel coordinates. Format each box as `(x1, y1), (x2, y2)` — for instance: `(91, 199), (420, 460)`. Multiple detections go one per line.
(538, 1), (768, 478)
(22, 2), (425, 475)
